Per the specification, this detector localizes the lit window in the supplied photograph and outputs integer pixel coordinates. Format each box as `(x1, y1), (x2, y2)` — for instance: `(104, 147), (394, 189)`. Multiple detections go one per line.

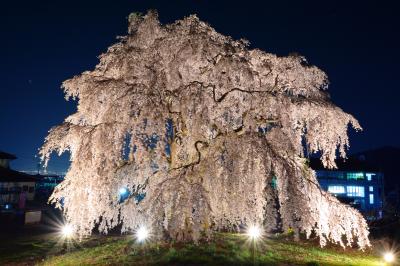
(366, 173), (375, 181)
(369, 186), (373, 192)
(346, 186), (365, 197)
(347, 173), (364, 180)
(328, 185), (345, 194)
(369, 194), (374, 204)
(327, 172), (344, 179)
(316, 171), (344, 179)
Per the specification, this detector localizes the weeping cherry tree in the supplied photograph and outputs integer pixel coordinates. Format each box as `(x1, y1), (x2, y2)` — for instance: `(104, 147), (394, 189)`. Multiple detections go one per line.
(40, 10), (370, 249)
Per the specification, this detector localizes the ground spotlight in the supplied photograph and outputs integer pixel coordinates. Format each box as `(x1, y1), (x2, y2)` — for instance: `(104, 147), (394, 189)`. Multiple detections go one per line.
(135, 225), (150, 242)
(384, 252), (395, 263)
(61, 224), (74, 238)
(247, 224), (262, 240)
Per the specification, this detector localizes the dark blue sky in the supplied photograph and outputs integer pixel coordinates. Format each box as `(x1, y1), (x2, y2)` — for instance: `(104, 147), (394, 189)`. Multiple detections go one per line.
(1, 0), (399, 173)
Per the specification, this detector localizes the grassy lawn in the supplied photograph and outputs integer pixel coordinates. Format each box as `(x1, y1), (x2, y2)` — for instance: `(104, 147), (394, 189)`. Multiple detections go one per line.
(0, 233), (386, 266)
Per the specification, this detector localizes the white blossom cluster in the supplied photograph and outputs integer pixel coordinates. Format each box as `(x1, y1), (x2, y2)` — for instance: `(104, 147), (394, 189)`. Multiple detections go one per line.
(41, 10), (369, 248)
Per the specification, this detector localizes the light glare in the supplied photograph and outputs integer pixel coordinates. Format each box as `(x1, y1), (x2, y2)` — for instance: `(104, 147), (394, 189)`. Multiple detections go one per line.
(384, 252), (395, 263)
(247, 225), (262, 240)
(136, 226), (149, 242)
(62, 224), (73, 238)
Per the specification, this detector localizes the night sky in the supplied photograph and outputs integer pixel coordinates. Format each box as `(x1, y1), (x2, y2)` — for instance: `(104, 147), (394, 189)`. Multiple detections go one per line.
(1, 0), (399, 173)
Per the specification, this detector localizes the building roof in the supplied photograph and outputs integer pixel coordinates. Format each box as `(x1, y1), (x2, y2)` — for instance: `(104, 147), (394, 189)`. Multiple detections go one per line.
(0, 151), (17, 160)
(33, 173), (64, 181)
(0, 167), (38, 182)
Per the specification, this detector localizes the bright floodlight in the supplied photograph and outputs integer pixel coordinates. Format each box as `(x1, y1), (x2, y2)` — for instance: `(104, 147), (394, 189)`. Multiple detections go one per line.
(62, 224), (73, 238)
(247, 225), (262, 240)
(119, 187), (128, 195)
(136, 226), (149, 242)
(384, 252), (395, 263)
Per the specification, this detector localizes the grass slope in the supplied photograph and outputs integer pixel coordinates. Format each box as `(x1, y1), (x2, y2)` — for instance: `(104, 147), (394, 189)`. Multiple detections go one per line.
(0, 233), (385, 266)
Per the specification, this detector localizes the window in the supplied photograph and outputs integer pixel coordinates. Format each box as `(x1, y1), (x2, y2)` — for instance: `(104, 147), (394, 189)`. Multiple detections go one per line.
(324, 172), (344, 179)
(369, 194), (374, 204)
(347, 172), (364, 180)
(23, 186), (28, 192)
(369, 186), (373, 192)
(366, 173), (375, 181)
(317, 171), (345, 180)
(328, 185), (345, 194)
(346, 186), (365, 197)
(28, 187), (34, 193)
(10, 187), (21, 193)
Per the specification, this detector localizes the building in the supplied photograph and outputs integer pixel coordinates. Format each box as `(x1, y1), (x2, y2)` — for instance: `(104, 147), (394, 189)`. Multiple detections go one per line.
(34, 174), (64, 201)
(352, 147), (400, 212)
(310, 158), (384, 219)
(316, 170), (384, 219)
(0, 151), (37, 211)
(0, 151), (16, 169)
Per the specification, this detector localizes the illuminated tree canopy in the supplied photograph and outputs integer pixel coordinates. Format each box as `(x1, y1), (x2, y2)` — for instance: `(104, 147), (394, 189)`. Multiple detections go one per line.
(41, 10), (370, 248)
